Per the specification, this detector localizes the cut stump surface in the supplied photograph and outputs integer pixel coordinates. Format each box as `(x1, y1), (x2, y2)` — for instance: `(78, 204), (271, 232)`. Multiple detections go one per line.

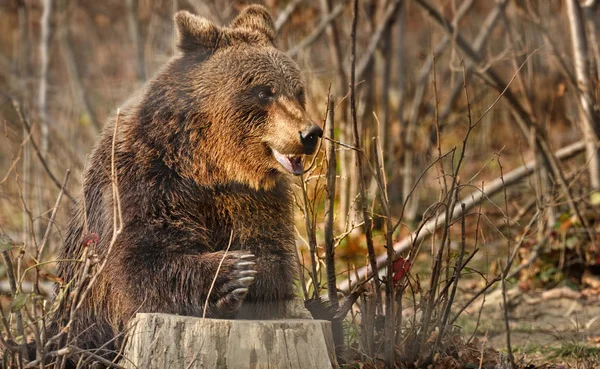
(122, 313), (339, 369)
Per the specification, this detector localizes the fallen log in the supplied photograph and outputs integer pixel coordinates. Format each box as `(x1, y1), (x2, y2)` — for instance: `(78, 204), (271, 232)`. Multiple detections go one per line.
(337, 140), (586, 292)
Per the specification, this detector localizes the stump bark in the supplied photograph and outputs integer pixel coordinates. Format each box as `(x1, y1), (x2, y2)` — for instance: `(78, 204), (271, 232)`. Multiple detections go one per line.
(121, 313), (339, 369)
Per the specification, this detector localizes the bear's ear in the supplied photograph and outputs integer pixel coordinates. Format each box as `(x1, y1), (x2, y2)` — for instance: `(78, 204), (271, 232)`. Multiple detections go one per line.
(175, 11), (221, 53)
(230, 5), (276, 44)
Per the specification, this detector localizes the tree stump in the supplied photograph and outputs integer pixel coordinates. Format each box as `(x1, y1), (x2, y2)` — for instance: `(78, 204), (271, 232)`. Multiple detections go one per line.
(121, 313), (339, 369)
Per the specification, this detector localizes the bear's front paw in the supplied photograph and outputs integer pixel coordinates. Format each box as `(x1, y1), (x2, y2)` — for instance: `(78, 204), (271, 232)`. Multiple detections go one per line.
(215, 252), (256, 315)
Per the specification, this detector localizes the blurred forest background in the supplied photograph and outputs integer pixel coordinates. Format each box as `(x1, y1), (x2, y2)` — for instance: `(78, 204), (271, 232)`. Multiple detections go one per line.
(1, 0), (600, 368)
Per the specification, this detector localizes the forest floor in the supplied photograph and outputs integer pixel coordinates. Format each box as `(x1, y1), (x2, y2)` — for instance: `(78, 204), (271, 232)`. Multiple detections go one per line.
(454, 283), (600, 368)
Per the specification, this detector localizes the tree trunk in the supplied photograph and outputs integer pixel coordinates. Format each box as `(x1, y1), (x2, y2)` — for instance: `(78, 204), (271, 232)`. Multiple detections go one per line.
(122, 313), (339, 369)
(566, 0), (600, 189)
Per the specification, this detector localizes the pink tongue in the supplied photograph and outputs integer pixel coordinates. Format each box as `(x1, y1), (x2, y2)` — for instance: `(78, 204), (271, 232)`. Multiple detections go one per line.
(273, 149), (304, 175)
(289, 156), (303, 175)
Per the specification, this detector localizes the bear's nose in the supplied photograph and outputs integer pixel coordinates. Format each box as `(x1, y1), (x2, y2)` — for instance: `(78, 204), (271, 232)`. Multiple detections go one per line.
(299, 124), (323, 154)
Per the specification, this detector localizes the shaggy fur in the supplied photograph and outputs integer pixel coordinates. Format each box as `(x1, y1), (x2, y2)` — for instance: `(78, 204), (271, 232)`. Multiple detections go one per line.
(51, 5), (319, 362)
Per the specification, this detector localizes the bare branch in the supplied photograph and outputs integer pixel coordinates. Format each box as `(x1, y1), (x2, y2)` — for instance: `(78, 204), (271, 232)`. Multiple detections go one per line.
(274, 0), (303, 33)
(323, 96), (338, 309)
(337, 140), (586, 292)
(11, 100), (76, 203)
(414, 0), (594, 245)
(286, 1), (347, 58)
(349, 0), (380, 309)
(355, 0), (402, 81)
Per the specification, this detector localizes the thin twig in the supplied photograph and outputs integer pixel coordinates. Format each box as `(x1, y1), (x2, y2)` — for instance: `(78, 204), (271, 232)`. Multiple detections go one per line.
(449, 212), (539, 327)
(37, 170), (70, 257)
(27, 345), (126, 369)
(11, 99), (75, 203)
(33, 169), (69, 367)
(0, 234), (27, 365)
(125, 0), (146, 83)
(415, 0), (594, 246)
(435, 203), (466, 353)
(349, 0), (380, 309)
(286, 1), (347, 58)
(300, 162), (321, 298)
(421, 63), (476, 356)
(336, 139), (586, 292)
(498, 157), (515, 369)
(355, 0), (402, 80)
(57, 4), (101, 131)
(372, 132), (395, 365)
(203, 230), (234, 319)
(43, 111), (124, 359)
(274, 0), (302, 32)
(323, 95), (338, 309)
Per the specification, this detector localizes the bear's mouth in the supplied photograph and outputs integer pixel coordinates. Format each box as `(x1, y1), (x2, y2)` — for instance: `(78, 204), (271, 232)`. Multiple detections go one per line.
(271, 148), (304, 175)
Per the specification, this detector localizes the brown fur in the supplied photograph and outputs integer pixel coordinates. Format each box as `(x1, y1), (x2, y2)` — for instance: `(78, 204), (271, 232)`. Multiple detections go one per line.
(52, 5), (317, 362)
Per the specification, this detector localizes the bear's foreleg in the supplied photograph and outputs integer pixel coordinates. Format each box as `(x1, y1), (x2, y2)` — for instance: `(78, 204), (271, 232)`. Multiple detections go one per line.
(112, 249), (257, 319)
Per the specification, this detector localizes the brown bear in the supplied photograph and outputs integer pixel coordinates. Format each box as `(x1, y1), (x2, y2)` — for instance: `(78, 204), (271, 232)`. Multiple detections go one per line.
(51, 4), (322, 363)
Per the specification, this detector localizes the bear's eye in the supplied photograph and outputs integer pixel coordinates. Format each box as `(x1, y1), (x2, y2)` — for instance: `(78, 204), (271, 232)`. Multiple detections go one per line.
(256, 86), (275, 101)
(296, 89), (306, 104)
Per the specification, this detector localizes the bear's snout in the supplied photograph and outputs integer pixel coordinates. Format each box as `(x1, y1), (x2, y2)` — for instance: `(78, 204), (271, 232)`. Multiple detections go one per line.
(299, 124), (323, 154)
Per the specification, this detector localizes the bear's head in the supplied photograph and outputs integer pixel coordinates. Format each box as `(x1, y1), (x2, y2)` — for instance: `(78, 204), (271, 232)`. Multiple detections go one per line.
(142, 5), (322, 190)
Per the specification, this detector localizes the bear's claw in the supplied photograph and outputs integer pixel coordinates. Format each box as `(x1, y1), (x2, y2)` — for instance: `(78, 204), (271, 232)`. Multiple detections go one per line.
(233, 253), (256, 289)
(237, 269), (257, 277)
(231, 288), (248, 298)
(216, 285), (250, 314)
(238, 276), (255, 284)
(215, 251), (257, 316)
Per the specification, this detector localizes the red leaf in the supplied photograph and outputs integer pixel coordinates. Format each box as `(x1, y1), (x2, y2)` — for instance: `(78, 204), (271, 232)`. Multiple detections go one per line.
(82, 233), (100, 248)
(392, 257), (410, 282)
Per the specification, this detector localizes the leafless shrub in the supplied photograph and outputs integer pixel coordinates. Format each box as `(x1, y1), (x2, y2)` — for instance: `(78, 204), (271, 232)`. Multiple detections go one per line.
(1, 1), (599, 368)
